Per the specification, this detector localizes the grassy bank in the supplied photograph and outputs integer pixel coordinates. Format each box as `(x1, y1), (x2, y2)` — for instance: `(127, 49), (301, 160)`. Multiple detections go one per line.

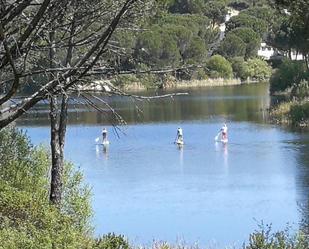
(270, 99), (309, 128)
(162, 78), (242, 89)
(82, 77), (259, 92)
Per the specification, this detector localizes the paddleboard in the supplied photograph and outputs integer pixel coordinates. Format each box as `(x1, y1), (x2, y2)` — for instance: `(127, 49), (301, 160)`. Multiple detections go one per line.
(220, 138), (228, 143)
(215, 139), (229, 144)
(215, 136), (228, 143)
(95, 141), (110, 145)
(175, 139), (184, 145)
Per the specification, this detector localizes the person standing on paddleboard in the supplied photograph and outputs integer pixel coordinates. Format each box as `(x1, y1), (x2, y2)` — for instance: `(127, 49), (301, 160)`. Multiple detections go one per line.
(220, 124), (228, 140)
(176, 127), (184, 143)
(102, 128), (108, 143)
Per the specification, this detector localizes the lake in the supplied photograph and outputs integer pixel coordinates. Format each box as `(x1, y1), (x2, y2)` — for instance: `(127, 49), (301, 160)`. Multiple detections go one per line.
(18, 83), (309, 247)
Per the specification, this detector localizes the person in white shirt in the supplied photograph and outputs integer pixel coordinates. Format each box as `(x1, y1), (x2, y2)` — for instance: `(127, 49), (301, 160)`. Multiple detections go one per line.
(220, 124), (228, 140)
(176, 127), (183, 143)
(102, 128), (108, 143)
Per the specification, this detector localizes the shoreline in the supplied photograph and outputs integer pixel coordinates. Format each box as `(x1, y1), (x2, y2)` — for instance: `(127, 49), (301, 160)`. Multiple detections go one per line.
(270, 99), (309, 129)
(80, 78), (261, 92)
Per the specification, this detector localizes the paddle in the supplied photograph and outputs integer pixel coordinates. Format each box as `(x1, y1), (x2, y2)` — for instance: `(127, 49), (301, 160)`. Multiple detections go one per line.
(214, 132), (221, 141)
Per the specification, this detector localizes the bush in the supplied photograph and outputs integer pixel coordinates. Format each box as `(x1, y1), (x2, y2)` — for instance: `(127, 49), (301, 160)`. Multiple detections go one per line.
(290, 101), (309, 125)
(270, 59), (308, 94)
(245, 58), (272, 80)
(291, 80), (309, 99)
(244, 224), (309, 249)
(206, 55), (233, 78)
(94, 233), (130, 249)
(112, 74), (139, 87)
(270, 100), (309, 127)
(0, 128), (93, 248)
(230, 57), (271, 80)
(230, 57), (248, 79)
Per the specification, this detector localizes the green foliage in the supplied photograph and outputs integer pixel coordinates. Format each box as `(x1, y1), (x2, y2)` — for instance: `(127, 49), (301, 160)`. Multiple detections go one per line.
(94, 233), (130, 249)
(244, 58), (272, 80)
(290, 101), (309, 126)
(267, 17), (294, 53)
(112, 74), (139, 87)
(190, 67), (208, 80)
(111, 72), (158, 89)
(167, 0), (205, 14)
(226, 13), (268, 37)
(107, 30), (137, 70)
(228, 0), (269, 10)
(230, 56), (248, 78)
(242, 6), (276, 27)
(228, 1), (250, 10)
(229, 28), (261, 58)
(270, 0), (309, 64)
(0, 128), (93, 248)
(206, 55), (233, 78)
(182, 37), (207, 62)
(230, 57), (272, 80)
(218, 33), (246, 58)
(204, 1), (228, 26)
(291, 80), (309, 99)
(270, 60), (308, 94)
(135, 26), (181, 68)
(245, 225), (309, 249)
(135, 14), (214, 69)
(155, 14), (216, 43)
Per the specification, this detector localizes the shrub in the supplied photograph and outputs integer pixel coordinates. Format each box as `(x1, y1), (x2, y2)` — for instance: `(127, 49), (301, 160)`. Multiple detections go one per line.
(244, 225), (309, 249)
(231, 57), (271, 80)
(0, 128), (93, 248)
(230, 57), (248, 79)
(245, 58), (272, 80)
(290, 101), (309, 125)
(191, 68), (208, 80)
(291, 80), (309, 99)
(206, 55), (233, 78)
(94, 233), (130, 249)
(270, 59), (308, 94)
(112, 74), (139, 87)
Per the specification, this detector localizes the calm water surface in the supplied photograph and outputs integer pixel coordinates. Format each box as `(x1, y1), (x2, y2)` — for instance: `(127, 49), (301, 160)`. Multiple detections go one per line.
(18, 83), (309, 246)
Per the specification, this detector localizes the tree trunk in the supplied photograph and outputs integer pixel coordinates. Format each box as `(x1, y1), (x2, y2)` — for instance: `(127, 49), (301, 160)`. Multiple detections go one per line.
(304, 54), (309, 71)
(49, 94), (68, 205)
(48, 28), (64, 205)
(49, 16), (75, 205)
(49, 96), (63, 205)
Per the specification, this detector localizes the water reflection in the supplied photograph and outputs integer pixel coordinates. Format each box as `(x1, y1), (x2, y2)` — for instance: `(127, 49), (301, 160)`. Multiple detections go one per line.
(95, 144), (109, 160)
(215, 141), (229, 174)
(295, 137), (309, 233)
(17, 83), (271, 126)
(177, 144), (184, 168)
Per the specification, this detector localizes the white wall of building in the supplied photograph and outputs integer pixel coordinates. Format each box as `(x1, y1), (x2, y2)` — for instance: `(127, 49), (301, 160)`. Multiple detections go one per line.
(258, 42), (304, 61)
